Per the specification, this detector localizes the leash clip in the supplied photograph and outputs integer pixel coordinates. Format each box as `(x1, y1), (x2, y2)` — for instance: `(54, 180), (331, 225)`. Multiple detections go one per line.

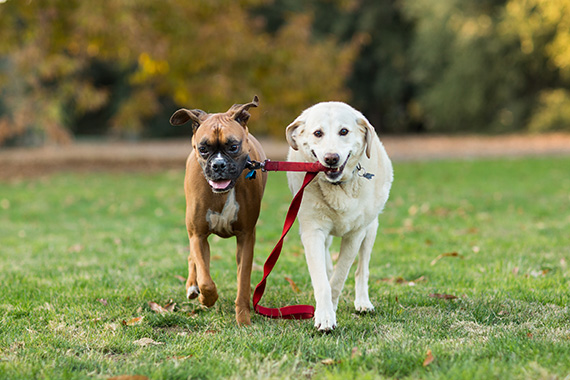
(245, 159), (265, 180)
(356, 163), (374, 180)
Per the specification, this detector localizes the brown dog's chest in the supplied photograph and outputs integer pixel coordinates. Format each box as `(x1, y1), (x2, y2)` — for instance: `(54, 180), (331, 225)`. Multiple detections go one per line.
(206, 188), (240, 237)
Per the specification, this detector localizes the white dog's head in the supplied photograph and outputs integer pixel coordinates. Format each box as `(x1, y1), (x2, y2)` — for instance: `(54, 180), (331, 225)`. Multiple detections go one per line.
(286, 102), (375, 184)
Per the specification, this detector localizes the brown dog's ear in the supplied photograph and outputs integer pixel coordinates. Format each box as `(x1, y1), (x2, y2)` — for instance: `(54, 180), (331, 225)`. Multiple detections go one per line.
(228, 95), (259, 127)
(356, 117), (376, 159)
(285, 119), (303, 151)
(169, 109), (208, 131)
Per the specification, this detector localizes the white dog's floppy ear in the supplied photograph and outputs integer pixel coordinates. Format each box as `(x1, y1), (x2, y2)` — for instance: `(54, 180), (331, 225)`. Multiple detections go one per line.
(286, 118), (304, 151)
(357, 117), (376, 159)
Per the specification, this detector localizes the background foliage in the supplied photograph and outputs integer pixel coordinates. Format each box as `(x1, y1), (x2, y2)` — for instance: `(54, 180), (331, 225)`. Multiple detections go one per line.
(1, 0), (570, 144)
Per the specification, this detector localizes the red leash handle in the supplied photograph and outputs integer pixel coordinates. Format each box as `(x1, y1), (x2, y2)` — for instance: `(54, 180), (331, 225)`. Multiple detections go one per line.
(263, 160), (327, 173)
(252, 171), (319, 319)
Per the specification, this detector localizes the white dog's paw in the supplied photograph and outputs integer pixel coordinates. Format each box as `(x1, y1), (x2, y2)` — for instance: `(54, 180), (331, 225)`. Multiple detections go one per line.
(314, 308), (337, 332)
(354, 299), (375, 314)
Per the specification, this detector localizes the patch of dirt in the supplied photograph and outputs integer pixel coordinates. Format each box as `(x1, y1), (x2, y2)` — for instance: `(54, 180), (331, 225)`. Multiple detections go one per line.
(1, 133), (570, 181)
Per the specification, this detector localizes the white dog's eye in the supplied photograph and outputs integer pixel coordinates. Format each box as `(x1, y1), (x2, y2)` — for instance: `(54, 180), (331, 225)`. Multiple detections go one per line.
(313, 130), (323, 138)
(339, 128), (349, 136)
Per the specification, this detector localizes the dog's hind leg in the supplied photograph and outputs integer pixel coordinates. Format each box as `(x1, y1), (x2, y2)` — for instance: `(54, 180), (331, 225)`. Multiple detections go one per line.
(354, 219), (378, 313)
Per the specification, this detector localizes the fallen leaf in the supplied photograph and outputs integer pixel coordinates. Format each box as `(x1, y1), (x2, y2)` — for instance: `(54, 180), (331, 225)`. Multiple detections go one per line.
(174, 275), (186, 283)
(107, 375), (150, 380)
(430, 252), (464, 266)
(379, 275), (427, 286)
(97, 298), (108, 306)
(321, 358), (338, 365)
(530, 269), (548, 278)
(105, 323), (119, 331)
(527, 332), (533, 338)
(133, 338), (163, 347)
(164, 300), (176, 312)
(284, 277), (300, 293)
(423, 349), (435, 367)
(413, 275), (427, 283)
(351, 347), (360, 359)
(148, 302), (168, 314)
(122, 316), (144, 326)
(429, 293), (458, 300)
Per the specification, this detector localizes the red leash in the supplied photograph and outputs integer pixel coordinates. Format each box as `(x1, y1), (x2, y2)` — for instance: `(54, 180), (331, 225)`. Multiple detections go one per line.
(248, 160), (327, 320)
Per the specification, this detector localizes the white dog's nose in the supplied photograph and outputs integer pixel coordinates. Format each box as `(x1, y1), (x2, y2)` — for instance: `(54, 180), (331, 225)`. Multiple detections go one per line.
(324, 153), (340, 166)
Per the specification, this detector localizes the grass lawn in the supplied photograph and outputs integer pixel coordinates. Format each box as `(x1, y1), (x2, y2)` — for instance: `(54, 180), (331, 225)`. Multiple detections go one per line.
(1, 156), (569, 379)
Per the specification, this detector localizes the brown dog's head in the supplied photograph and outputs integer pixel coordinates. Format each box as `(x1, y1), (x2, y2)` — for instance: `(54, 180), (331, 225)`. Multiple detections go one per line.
(169, 96), (259, 193)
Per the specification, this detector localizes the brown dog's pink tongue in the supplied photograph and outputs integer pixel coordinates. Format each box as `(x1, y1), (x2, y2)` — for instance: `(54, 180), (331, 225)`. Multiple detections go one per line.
(209, 179), (231, 190)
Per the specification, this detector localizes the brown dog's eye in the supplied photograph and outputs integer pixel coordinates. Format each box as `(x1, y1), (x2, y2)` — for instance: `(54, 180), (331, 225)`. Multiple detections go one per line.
(313, 130), (323, 138)
(198, 146), (209, 156)
(339, 128), (349, 136)
(228, 144), (240, 154)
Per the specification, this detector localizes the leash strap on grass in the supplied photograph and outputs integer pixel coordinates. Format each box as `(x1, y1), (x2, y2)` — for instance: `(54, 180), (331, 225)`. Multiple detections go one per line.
(252, 171), (318, 320)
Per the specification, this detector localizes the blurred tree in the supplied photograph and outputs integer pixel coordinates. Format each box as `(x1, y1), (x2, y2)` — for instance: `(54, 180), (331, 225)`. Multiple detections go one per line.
(253, 0), (417, 132)
(501, 0), (570, 132)
(0, 0), (358, 145)
(401, 0), (528, 133)
(401, 0), (570, 133)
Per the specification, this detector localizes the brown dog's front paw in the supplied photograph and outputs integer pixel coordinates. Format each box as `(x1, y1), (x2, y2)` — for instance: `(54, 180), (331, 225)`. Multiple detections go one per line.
(235, 306), (251, 326)
(198, 285), (218, 307)
(186, 285), (200, 300)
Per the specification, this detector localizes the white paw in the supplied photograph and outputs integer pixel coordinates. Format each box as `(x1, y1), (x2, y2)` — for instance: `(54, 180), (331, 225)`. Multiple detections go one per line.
(186, 285), (200, 299)
(354, 299), (375, 313)
(314, 307), (337, 332)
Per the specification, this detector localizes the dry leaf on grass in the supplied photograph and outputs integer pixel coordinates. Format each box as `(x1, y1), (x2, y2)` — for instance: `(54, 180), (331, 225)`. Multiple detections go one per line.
(133, 338), (163, 346)
(351, 347), (361, 359)
(284, 277), (300, 292)
(423, 349), (435, 367)
(122, 316), (144, 326)
(430, 252), (464, 266)
(148, 301), (176, 314)
(174, 275), (186, 283)
(429, 293), (458, 300)
(379, 275), (427, 286)
(321, 358), (339, 365)
(164, 300), (176, 312)
(107, 375), (150, 380)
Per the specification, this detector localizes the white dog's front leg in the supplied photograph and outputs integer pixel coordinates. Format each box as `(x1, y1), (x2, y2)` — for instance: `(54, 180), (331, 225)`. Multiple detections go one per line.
(354, 219), (378, 312)
(301, 230), (336, 331)
(330, 230), (366, 310)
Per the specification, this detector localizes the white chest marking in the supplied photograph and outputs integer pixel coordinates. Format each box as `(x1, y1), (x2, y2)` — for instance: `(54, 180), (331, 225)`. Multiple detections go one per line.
(206, 188), (239, 235)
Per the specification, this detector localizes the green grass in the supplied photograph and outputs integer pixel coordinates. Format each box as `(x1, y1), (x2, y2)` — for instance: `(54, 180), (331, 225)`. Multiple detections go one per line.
(1, 157), (569, 379)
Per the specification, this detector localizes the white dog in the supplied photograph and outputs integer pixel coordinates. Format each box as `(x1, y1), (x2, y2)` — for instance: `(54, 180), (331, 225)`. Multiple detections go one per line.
(286, 102), (393, 332)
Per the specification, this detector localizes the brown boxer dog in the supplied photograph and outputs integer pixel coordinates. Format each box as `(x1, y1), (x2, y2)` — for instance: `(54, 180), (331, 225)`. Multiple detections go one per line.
(169, 96), (267, 325)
